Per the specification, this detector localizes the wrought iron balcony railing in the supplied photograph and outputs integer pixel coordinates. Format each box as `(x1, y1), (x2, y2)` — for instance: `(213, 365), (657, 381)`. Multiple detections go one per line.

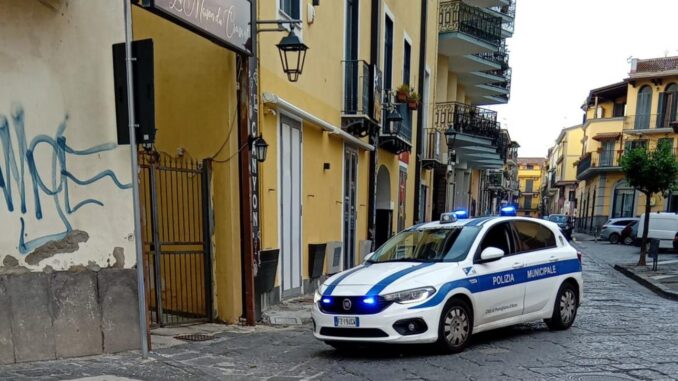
(439, 0), (502, 46)
(486, 67), (512, 92)
(342, 60), (371, 117)
(489, 0), (516, 35)
(623, 114), (678, 130)
(576, 150), (622, 179)
(433, 101), (500, 141)
(475, 41), (509, 69)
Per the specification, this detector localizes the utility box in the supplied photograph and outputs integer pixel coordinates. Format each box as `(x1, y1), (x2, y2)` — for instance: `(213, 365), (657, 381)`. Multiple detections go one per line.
(325, 241), (343, 274)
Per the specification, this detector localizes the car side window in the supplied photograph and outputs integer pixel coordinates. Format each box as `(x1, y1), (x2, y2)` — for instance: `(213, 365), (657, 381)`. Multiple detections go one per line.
(512, 221), (556, 253)
(613, 220), (629, 226)
(478, 223), (512, 257)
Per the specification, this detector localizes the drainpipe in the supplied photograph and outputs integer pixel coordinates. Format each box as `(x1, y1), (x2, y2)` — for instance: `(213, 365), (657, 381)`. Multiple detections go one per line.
(367, 0), (380, 248)
(413, 0), (427, 223)
(123, 0), (149, 357)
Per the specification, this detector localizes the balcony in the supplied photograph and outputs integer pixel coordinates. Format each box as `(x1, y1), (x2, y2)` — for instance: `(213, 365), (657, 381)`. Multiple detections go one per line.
(434, 101), (505, 168)
(422, 128), (445, 169)
(576, 150), (622, 181)
(475, 41), (509, 69)
(341, 60), (381, 137)
(438, 1), (502, 57)
(488, 0), (516, 37)
(623, 114), (676, 135)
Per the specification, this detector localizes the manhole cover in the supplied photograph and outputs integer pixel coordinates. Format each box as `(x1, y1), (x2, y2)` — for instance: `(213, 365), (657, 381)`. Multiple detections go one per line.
(174, 334), (213, 342)
(566, 374), (635, 381)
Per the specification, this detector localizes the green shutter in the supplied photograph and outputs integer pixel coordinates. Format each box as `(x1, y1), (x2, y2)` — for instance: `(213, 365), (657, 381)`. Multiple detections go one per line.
(657, 92), (666, 128)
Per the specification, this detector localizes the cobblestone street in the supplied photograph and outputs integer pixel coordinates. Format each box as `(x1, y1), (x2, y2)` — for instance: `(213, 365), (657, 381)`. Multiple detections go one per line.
(2, 240), (678, 381)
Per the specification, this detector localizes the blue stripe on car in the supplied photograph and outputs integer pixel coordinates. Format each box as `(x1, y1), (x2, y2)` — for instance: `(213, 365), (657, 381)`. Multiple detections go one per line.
(409, 258), (582, 309)
(364, 262), (436, 297)
(323, 266), (365, 296)
(465, 217), (496, 227)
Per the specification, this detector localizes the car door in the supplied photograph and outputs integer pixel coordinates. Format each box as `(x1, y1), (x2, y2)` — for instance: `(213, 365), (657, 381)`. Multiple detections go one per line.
(472, 221), (526, 326)
(511, 220), (561, 315)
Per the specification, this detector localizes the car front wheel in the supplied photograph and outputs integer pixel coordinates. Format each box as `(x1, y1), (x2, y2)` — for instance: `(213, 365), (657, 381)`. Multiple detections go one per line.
(437, 298), (473, 353)
(608, 233), (620, 244)
(545, 282), (578, 330)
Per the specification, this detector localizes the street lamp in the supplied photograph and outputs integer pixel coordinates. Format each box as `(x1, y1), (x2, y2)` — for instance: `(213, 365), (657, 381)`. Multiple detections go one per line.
(276, 31), (308, 82)
(384, 108), (402, 134)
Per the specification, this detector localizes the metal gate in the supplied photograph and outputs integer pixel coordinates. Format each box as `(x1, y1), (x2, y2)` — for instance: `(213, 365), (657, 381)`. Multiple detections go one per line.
(139, 152), (212, 326)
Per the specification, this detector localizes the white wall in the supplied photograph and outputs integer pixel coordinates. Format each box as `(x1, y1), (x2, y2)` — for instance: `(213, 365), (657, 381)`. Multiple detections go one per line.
(0, 0), (135, 271)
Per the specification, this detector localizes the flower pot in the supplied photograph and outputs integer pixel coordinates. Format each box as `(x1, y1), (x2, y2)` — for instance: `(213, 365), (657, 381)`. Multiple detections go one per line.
(407, 101), (419, 110)
(308, 243), (327, 278)
(255, 249), (279, 293)
(396, 91), (408, 103)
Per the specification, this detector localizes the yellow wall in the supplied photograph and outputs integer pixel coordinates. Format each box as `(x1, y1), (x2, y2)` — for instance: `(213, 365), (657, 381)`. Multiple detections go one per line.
(132, 8), (242, 322)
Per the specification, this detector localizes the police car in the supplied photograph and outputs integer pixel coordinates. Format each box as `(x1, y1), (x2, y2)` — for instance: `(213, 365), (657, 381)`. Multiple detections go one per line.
(312, 214), (583, 353)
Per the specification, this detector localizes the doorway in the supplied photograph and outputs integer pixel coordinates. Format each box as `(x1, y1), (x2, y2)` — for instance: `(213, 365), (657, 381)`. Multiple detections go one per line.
(375, 165), (392, 248)
(280, 116), (302, 298)
(343, 147), (358, 269)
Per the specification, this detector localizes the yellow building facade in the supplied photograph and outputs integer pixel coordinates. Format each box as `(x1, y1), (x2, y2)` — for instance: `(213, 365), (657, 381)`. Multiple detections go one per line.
(543, 125), (583, 216)
(576, 57), (678, 233)
(517, 158), (544, 217)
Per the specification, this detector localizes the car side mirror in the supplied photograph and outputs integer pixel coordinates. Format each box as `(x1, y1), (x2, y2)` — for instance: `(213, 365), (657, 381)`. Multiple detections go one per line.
(363, 252), (375, 263)
(478, 247), (504, 263)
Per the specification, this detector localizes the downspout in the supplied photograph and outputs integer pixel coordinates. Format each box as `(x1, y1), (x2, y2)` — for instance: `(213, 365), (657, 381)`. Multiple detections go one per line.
(412, 0), (428, 223)
(367, 0), (380, 248)
(123, 0), (149, 357)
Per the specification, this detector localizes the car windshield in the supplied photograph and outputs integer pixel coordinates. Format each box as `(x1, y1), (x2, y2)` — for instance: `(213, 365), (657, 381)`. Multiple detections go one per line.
(548, 215), (568, 223)
(368, 227), (479, 263)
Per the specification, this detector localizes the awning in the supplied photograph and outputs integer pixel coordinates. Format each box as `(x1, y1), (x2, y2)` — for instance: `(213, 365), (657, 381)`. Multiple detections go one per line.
(592, 132), (621, 141)
(262, 92), (374, 151)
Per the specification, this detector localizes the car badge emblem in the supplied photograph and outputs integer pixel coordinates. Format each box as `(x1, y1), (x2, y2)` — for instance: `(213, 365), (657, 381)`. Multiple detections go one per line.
(463, 266), (476, 276)
(342, 298), (352, 310)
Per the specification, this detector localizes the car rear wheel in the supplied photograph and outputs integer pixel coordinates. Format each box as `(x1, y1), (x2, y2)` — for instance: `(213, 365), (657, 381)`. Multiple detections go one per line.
(545, 282), (578, 331)
(608, 233), (620, 244)
(623, 236), (634, 245)
(437, 298), (473, 353)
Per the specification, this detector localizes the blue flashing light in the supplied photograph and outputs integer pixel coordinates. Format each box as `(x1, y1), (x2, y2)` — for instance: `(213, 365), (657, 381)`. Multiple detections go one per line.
(454, 209), (469, 219)
(363, 297), (376, 305)
(500, 206), (517, 216)
(321, 298), (332, 304)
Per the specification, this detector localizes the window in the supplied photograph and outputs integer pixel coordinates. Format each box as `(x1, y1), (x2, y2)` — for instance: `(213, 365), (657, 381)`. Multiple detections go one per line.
(657, 83), (678, 128)
(568, 191), (576, 202)
(525, 179), (534, 193)
(600, 140), (615, 166)
(625, 139), (647, 151)
(512, 221), (557, 253)
(478, 223), (513, 257)
(524, 197), (532, 209)
(526, 164), (534, 169)
(280, 0), (300, 19)
(613, 103), (625, 117)
(370, 227), (479, 263)
(634, 86), (652, 130)
(612, 182), (635, 218)
(403, 40), (411, 85)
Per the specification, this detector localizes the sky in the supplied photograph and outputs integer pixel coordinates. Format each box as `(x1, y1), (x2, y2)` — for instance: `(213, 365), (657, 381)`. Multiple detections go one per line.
(489, 0), (678, 158)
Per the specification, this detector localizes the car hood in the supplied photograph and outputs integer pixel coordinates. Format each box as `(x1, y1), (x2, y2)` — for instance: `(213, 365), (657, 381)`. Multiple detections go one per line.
(321, 262), (460, 296)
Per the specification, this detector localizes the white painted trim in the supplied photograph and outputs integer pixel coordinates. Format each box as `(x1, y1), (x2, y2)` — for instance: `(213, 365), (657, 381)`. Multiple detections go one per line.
(262, 92), (375, 151)
(382, 4), (395, 75)
(276, 0), (304, 37)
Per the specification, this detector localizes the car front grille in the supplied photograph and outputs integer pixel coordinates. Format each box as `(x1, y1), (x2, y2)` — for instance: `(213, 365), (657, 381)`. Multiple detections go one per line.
(319, 327), (389, 338)
(319, 296), (392, 315)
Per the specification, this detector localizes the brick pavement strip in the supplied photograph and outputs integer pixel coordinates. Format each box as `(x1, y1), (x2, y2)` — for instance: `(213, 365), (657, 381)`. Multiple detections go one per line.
(1, 240), (678, 380)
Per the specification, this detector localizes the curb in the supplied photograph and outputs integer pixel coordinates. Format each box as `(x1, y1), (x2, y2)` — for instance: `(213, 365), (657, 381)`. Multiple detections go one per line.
(614, 264), (678, 302)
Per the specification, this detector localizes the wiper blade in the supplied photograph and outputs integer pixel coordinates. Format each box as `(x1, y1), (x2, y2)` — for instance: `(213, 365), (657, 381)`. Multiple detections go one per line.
(376, 258), (431, 263)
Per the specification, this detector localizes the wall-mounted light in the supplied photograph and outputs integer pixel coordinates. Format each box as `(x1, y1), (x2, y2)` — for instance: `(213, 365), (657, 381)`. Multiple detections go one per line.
(249, 135), (269, 162)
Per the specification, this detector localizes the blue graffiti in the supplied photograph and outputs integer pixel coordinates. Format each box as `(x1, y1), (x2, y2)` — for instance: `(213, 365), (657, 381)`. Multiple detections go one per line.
(0, 104), (132, 254)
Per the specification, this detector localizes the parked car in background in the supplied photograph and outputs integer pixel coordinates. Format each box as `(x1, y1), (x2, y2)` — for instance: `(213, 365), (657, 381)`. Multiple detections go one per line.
(620, 220), (639, 246)
(547, 214), (574, 240)
(637, 213), (678, 250)
(600, 218), (638, 244)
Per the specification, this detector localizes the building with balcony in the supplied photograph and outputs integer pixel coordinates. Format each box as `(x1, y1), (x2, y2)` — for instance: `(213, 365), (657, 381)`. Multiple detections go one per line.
(543, 125), (583, 216)
(429, 0), (516, 218)
(576, 57), (678, 233)
(517, 157), (545, 217)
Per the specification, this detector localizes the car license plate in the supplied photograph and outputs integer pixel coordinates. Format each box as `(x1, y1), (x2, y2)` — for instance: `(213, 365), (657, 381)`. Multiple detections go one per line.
(334, 316), (359, 327)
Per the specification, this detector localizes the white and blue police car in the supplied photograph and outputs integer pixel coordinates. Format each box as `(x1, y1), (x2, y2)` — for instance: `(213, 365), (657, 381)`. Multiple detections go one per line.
(312, 214), (583, 353)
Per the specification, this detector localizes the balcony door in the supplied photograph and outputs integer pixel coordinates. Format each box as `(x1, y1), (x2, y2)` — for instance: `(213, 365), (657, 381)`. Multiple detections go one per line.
(344, 0), (359, 113)
(599, 140), (615, 166)
(634, 86), (652, 130)
(343, 147), (358, 269)
(658, 84), (678, 128)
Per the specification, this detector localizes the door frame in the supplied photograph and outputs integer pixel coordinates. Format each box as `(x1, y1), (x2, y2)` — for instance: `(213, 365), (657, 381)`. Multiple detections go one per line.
(278, 113), (304, 299)
(342, 145), (359, 269)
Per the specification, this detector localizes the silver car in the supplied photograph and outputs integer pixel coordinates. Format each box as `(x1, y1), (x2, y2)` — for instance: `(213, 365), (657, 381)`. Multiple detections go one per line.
(600, 218), (638, 244)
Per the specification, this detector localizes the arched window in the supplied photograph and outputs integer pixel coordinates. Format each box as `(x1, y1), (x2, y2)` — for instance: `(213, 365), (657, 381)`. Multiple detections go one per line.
(634, 86), (652, 130)
(658, 83), (678, 128)
(611, 181), (636, 218)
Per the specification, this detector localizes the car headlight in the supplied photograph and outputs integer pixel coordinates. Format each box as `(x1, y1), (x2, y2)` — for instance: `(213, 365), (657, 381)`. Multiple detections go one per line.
(313, 290), (322, 304)
(382, 287), (436, 304)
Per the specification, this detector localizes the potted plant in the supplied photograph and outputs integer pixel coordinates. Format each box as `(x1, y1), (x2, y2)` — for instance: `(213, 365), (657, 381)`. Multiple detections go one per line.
(395, 83), (410, 102)
(407, 91), (420, 110)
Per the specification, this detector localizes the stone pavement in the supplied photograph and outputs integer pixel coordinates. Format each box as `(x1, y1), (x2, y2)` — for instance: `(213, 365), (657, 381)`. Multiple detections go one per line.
(2, 240), (678, 380)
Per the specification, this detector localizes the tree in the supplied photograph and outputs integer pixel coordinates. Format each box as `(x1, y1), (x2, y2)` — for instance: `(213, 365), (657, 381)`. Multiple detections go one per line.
(620, 141), (678, 266)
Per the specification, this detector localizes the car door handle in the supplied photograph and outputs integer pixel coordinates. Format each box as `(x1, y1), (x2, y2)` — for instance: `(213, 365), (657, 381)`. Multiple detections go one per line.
(512, 262), (524, 269)
(548, 256), (558, 263)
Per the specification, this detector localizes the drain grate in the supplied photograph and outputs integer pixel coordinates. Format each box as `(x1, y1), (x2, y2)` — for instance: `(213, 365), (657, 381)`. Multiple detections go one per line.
(174, 334), (213, 342)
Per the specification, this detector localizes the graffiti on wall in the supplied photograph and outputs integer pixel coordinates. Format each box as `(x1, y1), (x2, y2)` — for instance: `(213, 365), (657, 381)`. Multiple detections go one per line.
(0, 104), (131, 255)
